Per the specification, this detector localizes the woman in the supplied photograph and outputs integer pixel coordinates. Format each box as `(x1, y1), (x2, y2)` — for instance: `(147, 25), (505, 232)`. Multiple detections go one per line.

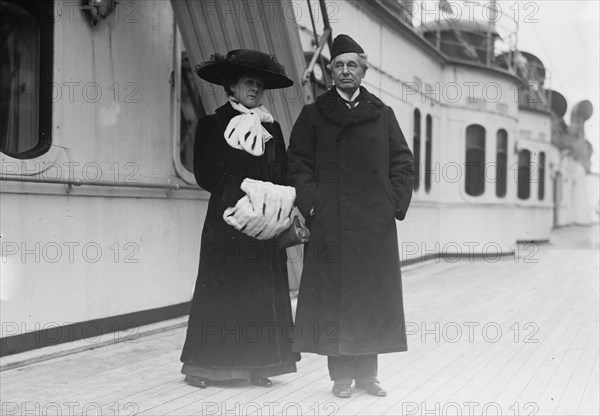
(180, 49), (300, 388)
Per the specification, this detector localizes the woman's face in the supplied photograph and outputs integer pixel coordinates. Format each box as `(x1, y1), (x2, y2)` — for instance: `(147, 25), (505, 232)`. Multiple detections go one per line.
(231, 76), (265, 108)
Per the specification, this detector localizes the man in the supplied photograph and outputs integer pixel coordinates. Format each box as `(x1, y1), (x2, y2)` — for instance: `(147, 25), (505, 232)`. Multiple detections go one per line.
(287, 34), (414, 398)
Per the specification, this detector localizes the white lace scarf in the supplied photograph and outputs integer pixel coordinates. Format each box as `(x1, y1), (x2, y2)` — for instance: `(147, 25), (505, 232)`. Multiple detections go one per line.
(224, 98), (274, 156)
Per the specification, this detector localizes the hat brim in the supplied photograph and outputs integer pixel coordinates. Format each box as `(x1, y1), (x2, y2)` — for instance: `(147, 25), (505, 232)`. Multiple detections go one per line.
(196, 62), (293, 89)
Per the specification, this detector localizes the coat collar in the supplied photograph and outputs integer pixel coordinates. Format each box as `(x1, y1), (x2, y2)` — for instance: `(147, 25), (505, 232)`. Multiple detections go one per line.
(215, 101), (239, 122)
(316, 86), (384, 127)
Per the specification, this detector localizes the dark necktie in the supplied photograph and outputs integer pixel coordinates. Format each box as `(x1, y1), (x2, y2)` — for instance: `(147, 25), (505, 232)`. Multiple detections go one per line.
(344, 99), (358, 109)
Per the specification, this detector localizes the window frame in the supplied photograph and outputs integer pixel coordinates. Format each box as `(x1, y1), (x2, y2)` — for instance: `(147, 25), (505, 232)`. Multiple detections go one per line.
(495, 129), (508, 198)
(425, 114), (432, 193)
(171, 21), (209, 189)
(413, 109), (421, 192)
(538, 152), (545, 201)
(465, 124), (486, 197)
(517, 149), (531, 200)
(0, 0), (53, 159)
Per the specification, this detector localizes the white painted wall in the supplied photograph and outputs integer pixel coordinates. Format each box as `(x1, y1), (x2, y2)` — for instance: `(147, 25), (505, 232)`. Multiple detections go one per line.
(585, 174), (600, 224)
(1, 1), (205, 335)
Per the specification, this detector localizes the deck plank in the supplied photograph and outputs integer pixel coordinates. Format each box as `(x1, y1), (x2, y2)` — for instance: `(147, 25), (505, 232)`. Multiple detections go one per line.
(1, 225), (598, 416)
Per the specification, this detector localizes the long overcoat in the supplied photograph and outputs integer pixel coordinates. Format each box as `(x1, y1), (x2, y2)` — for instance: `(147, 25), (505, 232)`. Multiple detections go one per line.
(180, 102), (300, 371)
(287, 87), (414, 356)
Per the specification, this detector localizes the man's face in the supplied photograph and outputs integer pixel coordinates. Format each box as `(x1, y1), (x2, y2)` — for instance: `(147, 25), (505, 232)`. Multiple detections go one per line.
(331, 53), (365, 95)
(231, 75), (265, 108)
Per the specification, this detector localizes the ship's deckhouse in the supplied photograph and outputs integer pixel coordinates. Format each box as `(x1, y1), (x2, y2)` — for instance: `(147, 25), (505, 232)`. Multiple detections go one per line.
(0, 0), (596, 356)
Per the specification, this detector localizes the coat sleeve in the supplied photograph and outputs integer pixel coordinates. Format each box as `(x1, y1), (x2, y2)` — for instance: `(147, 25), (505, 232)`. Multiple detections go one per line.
(271, 121), (289, 185)
(286, 106), (319, 219)
(193, 115), (245, 205)
(388, 107), (414, 220)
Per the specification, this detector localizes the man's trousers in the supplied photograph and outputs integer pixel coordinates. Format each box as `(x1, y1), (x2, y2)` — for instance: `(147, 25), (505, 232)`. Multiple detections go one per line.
(327, 355), (378, 383)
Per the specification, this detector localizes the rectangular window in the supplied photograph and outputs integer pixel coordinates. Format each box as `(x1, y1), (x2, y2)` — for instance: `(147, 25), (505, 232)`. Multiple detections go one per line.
(538, 152), (545, 200)
(177, 29), (205, 173)
(496, 129), (508, 198)
(0, 0), (52, 158)
(413, 109), (421, 191)
(425, 114), (432, 193)
(518, 149), (531, 200)
(465, 124), (486, 197)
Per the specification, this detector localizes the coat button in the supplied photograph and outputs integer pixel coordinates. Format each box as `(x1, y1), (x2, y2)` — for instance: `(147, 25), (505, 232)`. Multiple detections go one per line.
(341, 195), (349, 202)
(372, 167), (378, 173)
(369, 136), (375, 142)
(344, 224), (351, 232)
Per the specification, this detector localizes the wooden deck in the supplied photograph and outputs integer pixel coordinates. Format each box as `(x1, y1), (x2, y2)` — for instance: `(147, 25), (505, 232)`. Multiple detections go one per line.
(1, 225), (598, 415)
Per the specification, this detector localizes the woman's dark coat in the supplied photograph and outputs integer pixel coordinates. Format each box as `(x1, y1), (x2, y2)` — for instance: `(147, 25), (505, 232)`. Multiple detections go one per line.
(180, 102), (300, 370)
(287, 87), (414, 356)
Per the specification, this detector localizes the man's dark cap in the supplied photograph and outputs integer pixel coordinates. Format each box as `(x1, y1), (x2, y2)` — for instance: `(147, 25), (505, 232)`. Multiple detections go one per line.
(330, 34), (364, 60)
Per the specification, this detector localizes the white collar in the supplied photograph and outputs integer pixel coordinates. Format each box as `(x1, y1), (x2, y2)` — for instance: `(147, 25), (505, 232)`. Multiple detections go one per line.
(336, 87), (360, 102)
(224, 98), (274, 156)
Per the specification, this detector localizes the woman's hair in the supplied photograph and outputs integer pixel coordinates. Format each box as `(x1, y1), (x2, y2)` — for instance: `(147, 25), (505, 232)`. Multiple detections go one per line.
(327, 53), (369, 73)
(223, 78), (236, 97)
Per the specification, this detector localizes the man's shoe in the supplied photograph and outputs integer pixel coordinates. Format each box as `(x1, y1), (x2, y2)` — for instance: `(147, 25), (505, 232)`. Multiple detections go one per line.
(355, 381), (387, 397)
(250, 377), (273, 387)
(332, 383), (352, 398)
(185, 375), (209, 388)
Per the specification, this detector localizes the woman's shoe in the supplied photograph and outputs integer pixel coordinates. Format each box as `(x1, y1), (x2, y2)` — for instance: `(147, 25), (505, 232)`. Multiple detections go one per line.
(185, 375), (209, 388)
(250, 377), (273, 387)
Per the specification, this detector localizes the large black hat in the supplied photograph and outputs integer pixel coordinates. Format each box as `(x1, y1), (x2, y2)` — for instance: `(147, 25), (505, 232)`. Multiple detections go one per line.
(330, 34), (365, 60)
(195, 49), (293, 89)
